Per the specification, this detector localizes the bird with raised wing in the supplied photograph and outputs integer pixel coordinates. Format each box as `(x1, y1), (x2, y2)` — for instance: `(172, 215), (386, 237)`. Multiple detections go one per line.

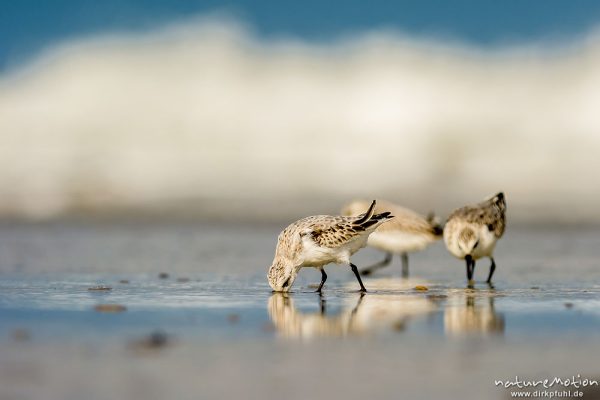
(267, 200), (393, 292)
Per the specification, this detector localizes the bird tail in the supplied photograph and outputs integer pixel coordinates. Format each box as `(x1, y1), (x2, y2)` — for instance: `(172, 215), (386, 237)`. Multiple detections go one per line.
(354, 200), (376, 225)
(426, 211), (444, 236)
(362, 211), (394, 230)
(484, 192), (506, 212)
(354, 200), (394, 230)
(492, 192), (506, 211)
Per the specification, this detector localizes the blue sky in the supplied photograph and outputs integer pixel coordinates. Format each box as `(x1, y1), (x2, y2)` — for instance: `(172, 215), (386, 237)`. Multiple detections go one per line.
(2, 0), (600, 70)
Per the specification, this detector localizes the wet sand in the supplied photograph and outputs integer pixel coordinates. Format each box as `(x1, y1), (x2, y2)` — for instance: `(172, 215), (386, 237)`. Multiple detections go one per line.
(1, 222), (600, 399)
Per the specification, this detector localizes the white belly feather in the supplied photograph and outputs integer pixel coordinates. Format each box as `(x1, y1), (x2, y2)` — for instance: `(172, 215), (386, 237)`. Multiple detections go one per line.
(471, 228), (497, 259)
(300, 235), (369, 267)
(444, 222), (497, 260)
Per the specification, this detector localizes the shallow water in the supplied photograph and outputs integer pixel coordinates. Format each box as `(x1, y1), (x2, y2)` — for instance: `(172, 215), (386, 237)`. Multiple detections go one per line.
(1, 222), (600, 400)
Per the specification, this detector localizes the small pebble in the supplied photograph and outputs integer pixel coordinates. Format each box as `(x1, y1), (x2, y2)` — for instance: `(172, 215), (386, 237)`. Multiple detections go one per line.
(176, 277), (190, 283)
(392, 320), (406, 331)
(227, 314), (240, 323)
(414, 285), (429, 291)
(119, 280), (130, 284)
(530, 286), (540, 290)
(147, 331), (169, 347)
(158, 272), (170, 279)
(94, 304), (127, 313)
(130, 331), (170, 352)
(564, 302), (574, 309)
(12, 328), (31, 342)
(88, 286), (112, 291)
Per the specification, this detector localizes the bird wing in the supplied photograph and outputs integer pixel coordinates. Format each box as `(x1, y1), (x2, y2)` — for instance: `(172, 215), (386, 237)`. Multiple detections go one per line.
(306, 216), (364, 248)
(303, 210), (393, 249)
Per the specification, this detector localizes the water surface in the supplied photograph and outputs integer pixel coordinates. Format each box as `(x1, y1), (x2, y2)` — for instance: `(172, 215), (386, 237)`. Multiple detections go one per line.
(1, 222), (600, 399)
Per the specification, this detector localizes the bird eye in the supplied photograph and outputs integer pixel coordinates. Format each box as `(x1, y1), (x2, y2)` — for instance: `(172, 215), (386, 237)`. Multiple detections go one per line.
(474, 240), (479, 248)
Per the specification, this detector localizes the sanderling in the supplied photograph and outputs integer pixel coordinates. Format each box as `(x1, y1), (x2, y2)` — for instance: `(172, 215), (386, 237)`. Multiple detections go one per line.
(268, 289), (436, 338)
(443, 192), (506, 286)
(341, 199), (442, 277)
(267, 200), (393, 292)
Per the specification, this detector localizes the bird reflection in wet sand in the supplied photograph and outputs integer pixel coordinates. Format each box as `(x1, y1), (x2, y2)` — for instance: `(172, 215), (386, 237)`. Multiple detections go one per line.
(444, 291), (505, 336)
(268, 279), (438, 339)
(267, 293), (363, 338)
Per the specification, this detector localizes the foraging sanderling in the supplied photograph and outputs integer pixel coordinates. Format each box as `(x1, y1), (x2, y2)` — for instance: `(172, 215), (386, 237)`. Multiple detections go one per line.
(443, 192), (506, 286)
(267, 200), (393, 292)
(342, 199), (442, 277)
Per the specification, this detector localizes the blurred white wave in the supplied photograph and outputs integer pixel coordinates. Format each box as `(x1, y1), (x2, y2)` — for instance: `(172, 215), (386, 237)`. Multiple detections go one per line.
(1, 17), (599, 222)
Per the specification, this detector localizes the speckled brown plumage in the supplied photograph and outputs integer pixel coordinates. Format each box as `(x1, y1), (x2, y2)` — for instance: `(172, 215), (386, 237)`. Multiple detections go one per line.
(277, 211), (391, 252)
(447, 192), (506, 238)
(443, 192), (507, 284)
(267, 200), (394, 292)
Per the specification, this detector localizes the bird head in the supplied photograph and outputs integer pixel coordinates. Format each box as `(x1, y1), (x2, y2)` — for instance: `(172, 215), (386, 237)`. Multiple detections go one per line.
(267, 258), (298, 292)
(458, 227), (480, 256)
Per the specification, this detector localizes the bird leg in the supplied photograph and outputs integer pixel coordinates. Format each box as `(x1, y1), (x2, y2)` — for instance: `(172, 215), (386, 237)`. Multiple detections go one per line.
(465, 255), (475, 287)
(316, 268), (327, 292)
(360, 252), (393, 276)
(401, 253), (409, 278)
(350, 263), (367, 292)
(486, 257), (496, 284)
(465, 255), (472, 281)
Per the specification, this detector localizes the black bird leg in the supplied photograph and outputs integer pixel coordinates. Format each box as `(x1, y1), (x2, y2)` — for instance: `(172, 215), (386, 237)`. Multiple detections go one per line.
(350, 263), (367, 292)
(465, 255), (475, 286)
(465, 255), (472, 281)
(486, 258), (496, 284)
(401, 253), (409, 278)
(361, 252), (393, 276)
(316, 268), (327, 292)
